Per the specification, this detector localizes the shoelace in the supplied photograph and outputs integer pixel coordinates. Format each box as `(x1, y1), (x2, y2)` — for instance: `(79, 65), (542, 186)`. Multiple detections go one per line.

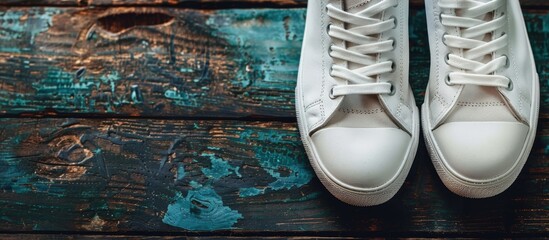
(440, 0), (512, 89)
(326, 0), (398, 99)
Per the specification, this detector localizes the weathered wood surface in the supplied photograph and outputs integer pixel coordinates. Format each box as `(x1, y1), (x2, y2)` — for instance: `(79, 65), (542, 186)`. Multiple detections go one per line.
(0, 117), (548, 236)
(0, 236), (363, 239)
(0, 8), (548, 118)
(0, 1), (549, 238)
(0, 0), (547, 7)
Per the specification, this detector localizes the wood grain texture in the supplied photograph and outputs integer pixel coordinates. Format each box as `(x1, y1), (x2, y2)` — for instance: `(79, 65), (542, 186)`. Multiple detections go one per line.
(0, 7), (306, 118)
(0, 8), (548, 119)
(0, 0), (547, 8)
(0, 117), (548, 236)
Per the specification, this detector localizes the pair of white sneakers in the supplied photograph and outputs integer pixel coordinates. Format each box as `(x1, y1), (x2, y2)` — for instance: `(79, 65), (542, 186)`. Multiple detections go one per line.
(296, 0), (539, 206)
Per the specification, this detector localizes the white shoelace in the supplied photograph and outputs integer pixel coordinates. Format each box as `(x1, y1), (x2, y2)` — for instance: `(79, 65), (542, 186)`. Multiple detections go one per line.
(440, 0), (512, 89)
(326, 0), (398, 98)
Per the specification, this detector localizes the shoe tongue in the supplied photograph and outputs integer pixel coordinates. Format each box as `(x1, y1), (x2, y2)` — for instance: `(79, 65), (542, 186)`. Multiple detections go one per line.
(344, 0), (380, 13)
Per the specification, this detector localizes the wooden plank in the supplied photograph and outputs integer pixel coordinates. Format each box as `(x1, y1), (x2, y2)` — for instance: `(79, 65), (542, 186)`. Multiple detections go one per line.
(0, 236), (362, 240)
(1, 8), (548, 118)
(0, 0), (547, 8)
(0, 117), (548, 235)
(0, 7), (305, 118)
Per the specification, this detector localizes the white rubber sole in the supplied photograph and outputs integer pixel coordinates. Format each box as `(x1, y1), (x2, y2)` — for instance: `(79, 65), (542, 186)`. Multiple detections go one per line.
(295, 87), (420, 206)
(422, 74), (540, 198)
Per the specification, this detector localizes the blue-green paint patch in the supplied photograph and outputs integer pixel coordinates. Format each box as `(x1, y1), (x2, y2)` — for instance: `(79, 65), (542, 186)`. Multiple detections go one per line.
(176, 163), (185, 181)
(257, 151), (313, 192)
(164, 89), (200, 108)
(206, 9), (304, 98)
(163, 187), (243, 230)
(100, 71), (121, 94)
(189, 180), (202, 189)
(201, 152), (241, 180)
(237, 128), (313, 197)
(0, 8), (61, 52)
(238, 187), (265, 197)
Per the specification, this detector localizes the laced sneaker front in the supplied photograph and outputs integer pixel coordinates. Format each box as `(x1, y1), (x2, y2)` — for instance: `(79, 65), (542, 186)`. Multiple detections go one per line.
(440, 0), (511, 89)
(422, 0), (540, 198)
(296, 0), (419, 206)
(326, 0), (397, 97)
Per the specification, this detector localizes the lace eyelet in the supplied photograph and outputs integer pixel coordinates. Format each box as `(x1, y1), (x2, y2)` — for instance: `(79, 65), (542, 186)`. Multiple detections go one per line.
(390, 16), (397, 29)
(329, 87), (337, 99)
(328, 65), (334, 77)
(503, 54), (510, 68)
(390, 60), (396, 73)
(388, 83), (396, 96)
(439, 12), (444, 23)
(326, 23), (332, 36)
(445, 74), (454, 86)
(444, 53), (451, 65)
(388, 37), (396, 49)
(328, 44), (334, 56)
(506, 79), (514, 91)
(442, 32), (448, 46)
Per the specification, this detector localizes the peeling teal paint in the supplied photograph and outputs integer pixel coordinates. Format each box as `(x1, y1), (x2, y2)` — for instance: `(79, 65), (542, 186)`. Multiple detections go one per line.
(206, 9), (304, 100)
(239, 187), (264, 197)
(0, 8), (61, 52)
(162, 187), (243, 230)
(176, 163), (186, 181)
(100, 71), (121, 94)
(201, 152), (241, 180)
(257, 150), (313, 192)
(237, 128), (313, 197)
(164, 89), (200, 108)
(189, 180), (202, 189)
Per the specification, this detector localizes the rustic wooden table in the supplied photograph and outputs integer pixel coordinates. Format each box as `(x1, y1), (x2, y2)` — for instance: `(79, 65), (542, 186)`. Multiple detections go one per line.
(0, 0), (547, 238)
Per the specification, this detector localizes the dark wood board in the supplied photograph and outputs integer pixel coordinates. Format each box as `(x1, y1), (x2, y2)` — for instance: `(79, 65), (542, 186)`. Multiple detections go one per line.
(0, 8), (548, 119)
(0, 0), (547, 8)
(0, 117), (548, 236)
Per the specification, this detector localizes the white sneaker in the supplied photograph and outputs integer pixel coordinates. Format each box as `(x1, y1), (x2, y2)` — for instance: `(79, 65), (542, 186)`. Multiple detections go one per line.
(296, 0), (419, 206)
(422, 0), (540, 198)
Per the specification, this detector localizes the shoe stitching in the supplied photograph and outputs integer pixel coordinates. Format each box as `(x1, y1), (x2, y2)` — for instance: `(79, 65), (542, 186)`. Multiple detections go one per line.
(305, 99), (322, 111)
(320, 0), (327, 123)
(456, 101), (506, 107)
(338, 108), (385, 115)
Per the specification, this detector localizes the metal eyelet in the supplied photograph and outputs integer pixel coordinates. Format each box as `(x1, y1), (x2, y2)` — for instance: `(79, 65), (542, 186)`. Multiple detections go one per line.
(445, 74), (454, 86)
(506, 79), (514, 91)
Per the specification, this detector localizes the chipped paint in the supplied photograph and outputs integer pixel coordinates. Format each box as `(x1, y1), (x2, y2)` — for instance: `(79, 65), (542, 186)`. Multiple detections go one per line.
(201, 152), (241, 180)
(0, 8), (61, 52)
(237, 128), (313, 197)
(163, 187), (243, 230)
(176, 163), (185, 181)
(206, 9), (303, 99)
(239, 187), (264, 198)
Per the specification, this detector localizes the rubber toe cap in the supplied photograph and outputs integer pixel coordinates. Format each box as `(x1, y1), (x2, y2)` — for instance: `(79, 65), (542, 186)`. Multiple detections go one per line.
(433, 122), (529, 182)
(310, 127), (411, 190)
